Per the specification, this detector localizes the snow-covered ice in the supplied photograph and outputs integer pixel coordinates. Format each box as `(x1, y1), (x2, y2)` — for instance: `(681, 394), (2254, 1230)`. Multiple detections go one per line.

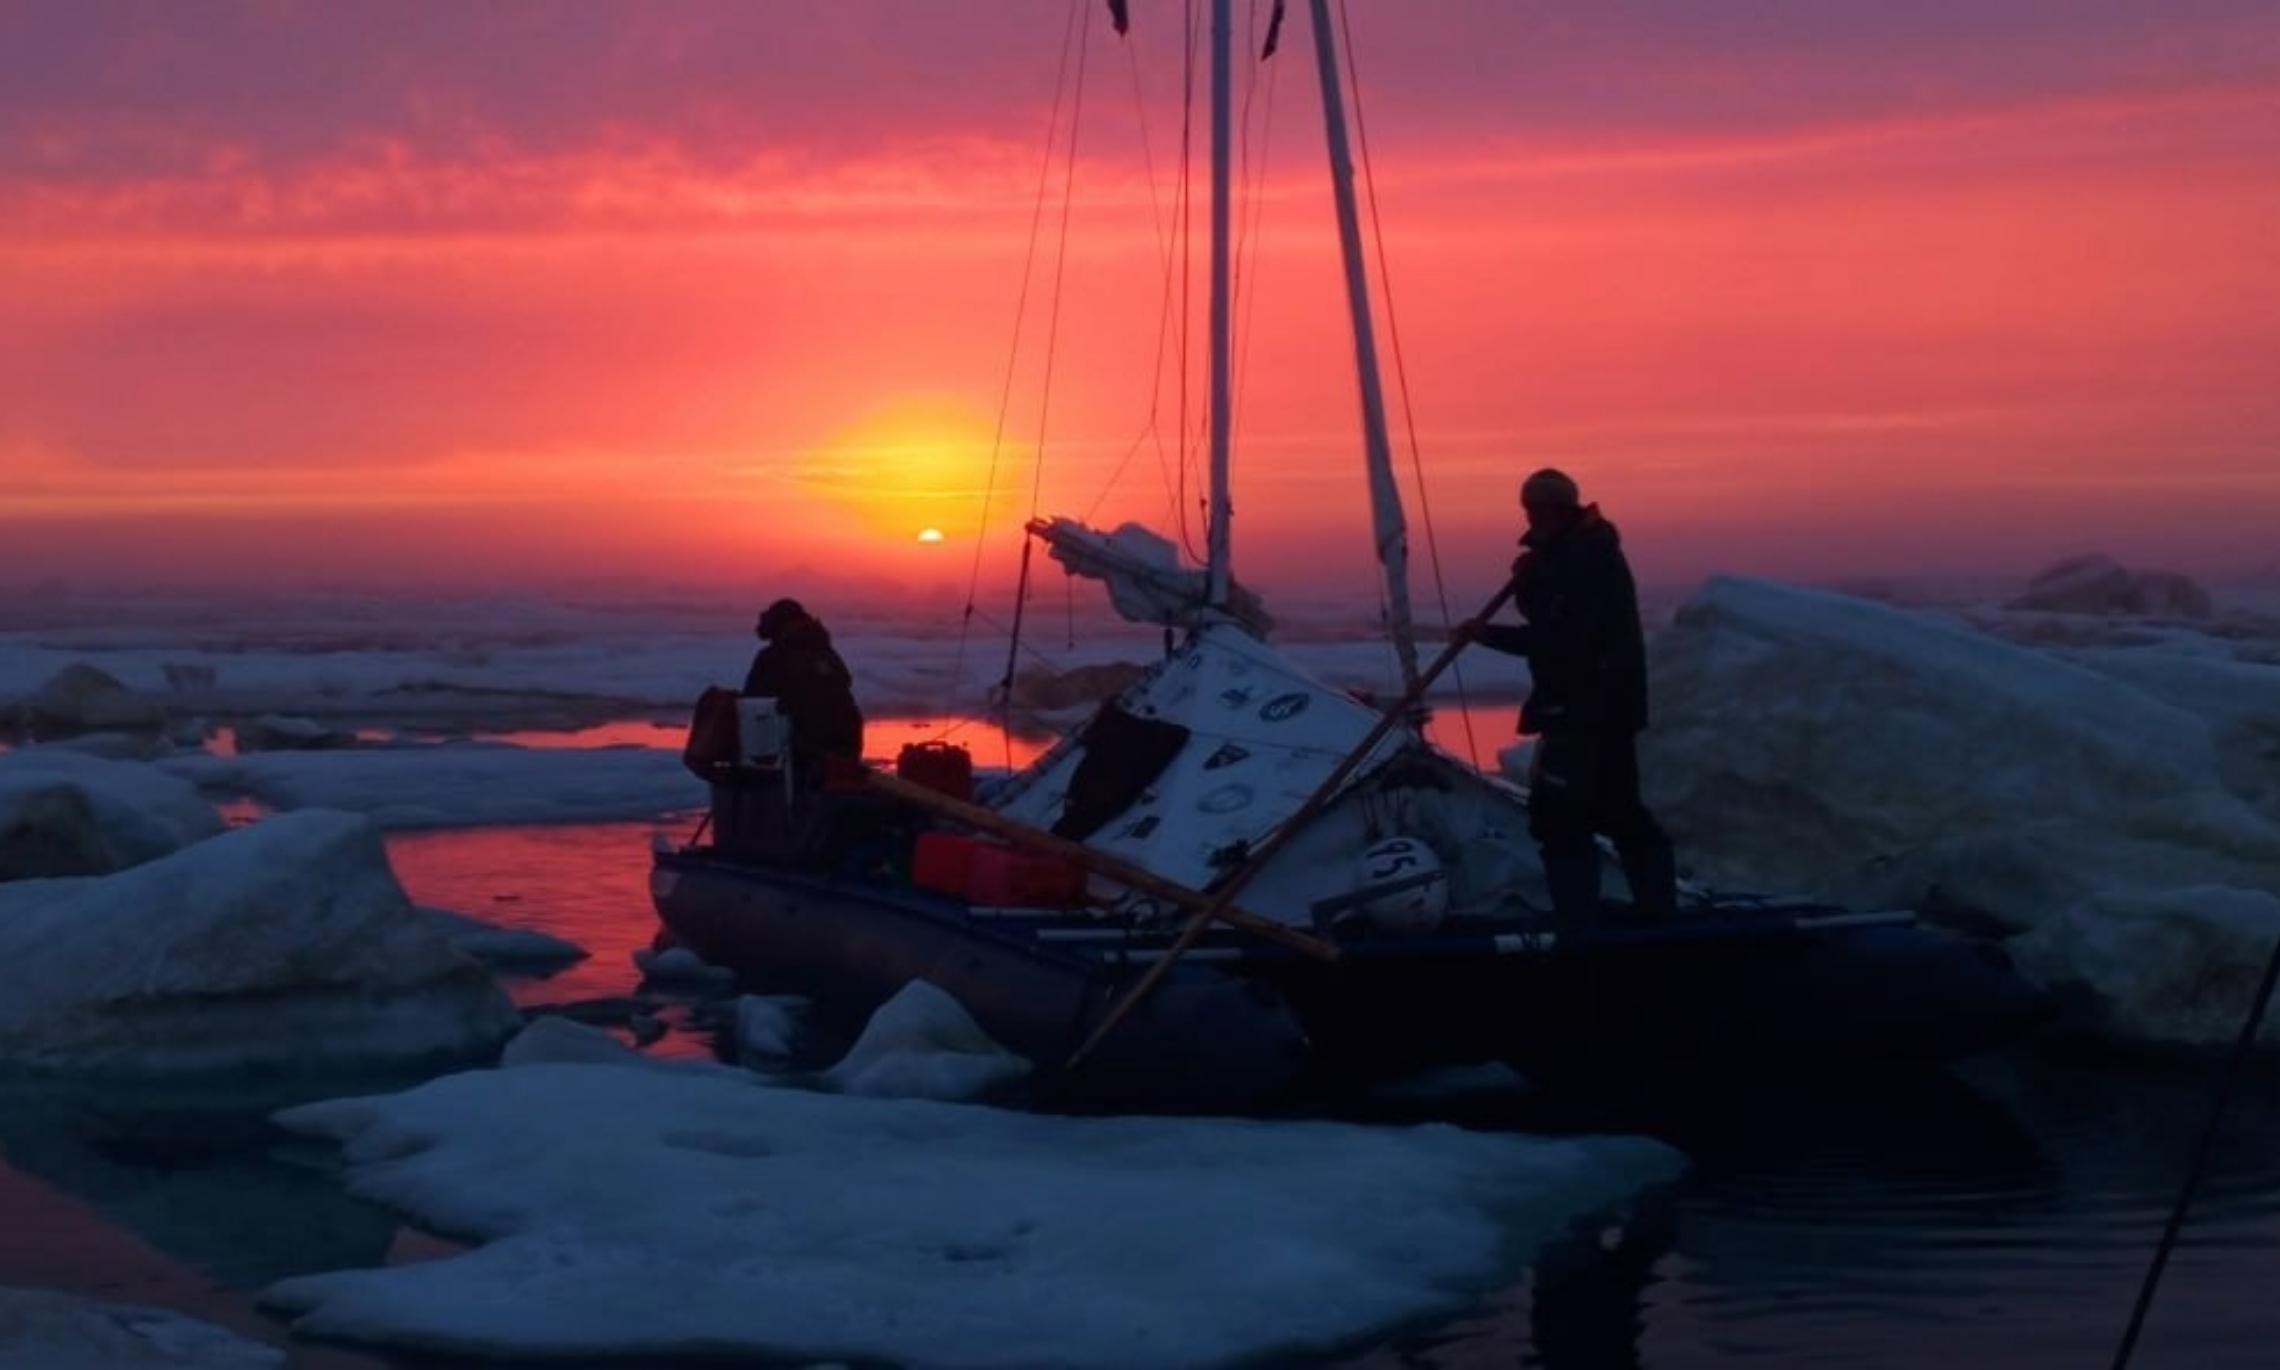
(0, 810), (520, 1075)
(733, 993), (807, 1064)
(2010, 886), (2280, 1050)
(160, 742), (701, 828)
(0, 749), (224, 881)
(264, 1063), (1682, 1367)
(631, 944), (736, 989)
(822, 980), (1030, 1101)
(0, 1286), (283, 1369)
(413, 904), (588, 971)
(1639, 577), (2280, 929)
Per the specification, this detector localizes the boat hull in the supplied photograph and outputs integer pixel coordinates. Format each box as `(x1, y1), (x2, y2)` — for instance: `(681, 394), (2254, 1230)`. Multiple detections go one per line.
(652, 850), (2048, 1110)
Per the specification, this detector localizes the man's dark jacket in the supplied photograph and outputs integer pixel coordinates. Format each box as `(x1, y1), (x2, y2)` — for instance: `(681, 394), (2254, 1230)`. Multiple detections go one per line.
(742, 612), (864, 760)
(1474, 507), (1648, 734)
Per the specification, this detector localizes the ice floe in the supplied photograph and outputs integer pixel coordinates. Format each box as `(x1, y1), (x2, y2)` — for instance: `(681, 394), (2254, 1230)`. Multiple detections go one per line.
(822, 980), (1030, 1102)
(0, 749), (224, 881)
(631, 944), (736, 990)
(498, 1014), (651, 1068)
(160, 742), (700, 829)
(1639, 577), (2280, 929)
(2010, 886), (2280, 1050)
(733, 993), (808, 1064)
(413, 904), (588, 971)
(264, 1063), (1682, 1367)
(0, 1286), (283, 1369)
(0, 810), (520, 1075)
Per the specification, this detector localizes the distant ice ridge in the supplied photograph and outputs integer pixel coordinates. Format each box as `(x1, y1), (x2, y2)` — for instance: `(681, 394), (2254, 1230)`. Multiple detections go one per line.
(0, 594), (1528, 735)
(264, 1063), (1682, 1368)
(160, 743), (702, 828)
(0, 747), (224, 880)
(0, 1286), (283, 1369)
(0, 810), (520, 1075)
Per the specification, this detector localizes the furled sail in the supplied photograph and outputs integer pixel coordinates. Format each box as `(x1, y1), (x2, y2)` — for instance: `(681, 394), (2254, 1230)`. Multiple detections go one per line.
(1027, 517), (1273, 637)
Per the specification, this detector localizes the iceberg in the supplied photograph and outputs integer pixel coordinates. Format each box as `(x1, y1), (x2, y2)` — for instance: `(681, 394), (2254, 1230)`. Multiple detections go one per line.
(2010, 886), (2280, 1050)
(0, 1286), (283, 1370)
(0, 810), (520, 1075)
(265, 1064), (1682, 1367)
(1640, 577), (2280, 929)
(0, 749), (225, 881)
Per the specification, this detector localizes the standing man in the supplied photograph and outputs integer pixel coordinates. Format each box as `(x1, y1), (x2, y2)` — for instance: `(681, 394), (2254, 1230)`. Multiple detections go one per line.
(742, 598), (865, 783)
(1461, 468), (1677, 924)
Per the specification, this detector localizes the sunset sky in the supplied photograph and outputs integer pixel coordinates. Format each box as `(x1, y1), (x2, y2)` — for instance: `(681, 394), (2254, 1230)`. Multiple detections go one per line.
(3, 1), (2275, 605)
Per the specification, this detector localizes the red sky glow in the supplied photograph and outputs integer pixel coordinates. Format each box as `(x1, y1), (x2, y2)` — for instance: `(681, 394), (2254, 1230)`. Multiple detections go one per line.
(3, 1), (2276, 603)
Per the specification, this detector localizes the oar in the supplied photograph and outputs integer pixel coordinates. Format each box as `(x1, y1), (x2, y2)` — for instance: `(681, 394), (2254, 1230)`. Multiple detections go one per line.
(1064, 578), (1519, 1073)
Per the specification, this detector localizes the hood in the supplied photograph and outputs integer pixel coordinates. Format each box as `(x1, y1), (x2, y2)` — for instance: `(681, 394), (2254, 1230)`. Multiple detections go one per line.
(1522, 503), (1619, 553)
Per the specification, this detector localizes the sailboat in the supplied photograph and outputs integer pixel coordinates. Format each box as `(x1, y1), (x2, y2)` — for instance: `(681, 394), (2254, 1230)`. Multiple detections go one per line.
(651, 0), (2046, 1109)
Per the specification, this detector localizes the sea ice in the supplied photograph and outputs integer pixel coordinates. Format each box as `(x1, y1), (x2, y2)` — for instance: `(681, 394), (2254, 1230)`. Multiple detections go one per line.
(631, 944), (736, 989)
(2007, 553), (2213, 618)
(231, 714), (353, 752)
(160, 742), (701, 829)
(733, 993), (808, 1064)
(264, 1063), (1682, 1367)
(821, 980), (1029, 1101)
(1639, 577), (2280, 928)
(2, 662), (167, 739)
(414, 905), (588, 971)
(0, 1286), (283, 1369)
(2010, 886), (2280, 1049)
(0, 810), (520, 1074)
(498, 1015), (650, 1068)
(0, 749), (224, 881)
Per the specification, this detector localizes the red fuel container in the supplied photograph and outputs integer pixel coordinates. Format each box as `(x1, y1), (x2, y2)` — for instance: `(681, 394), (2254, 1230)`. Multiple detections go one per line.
(897, 742), (975, 803)
(965, 843), (1087, 909)
(911, 831), (979, 898)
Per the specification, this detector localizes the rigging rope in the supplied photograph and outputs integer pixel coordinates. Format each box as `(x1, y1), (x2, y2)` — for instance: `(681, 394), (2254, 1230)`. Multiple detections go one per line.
(1335, 0), (1480, 767)
(1025, 0), (1096, 528)
(2111, 932), (2280, 1369)
(950, 0), (1087, 711)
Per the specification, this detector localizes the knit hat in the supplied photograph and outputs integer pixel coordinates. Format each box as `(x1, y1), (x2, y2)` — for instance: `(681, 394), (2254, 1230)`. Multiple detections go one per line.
(756, 598), (806, 639)
(1520, 467), (1581, 509)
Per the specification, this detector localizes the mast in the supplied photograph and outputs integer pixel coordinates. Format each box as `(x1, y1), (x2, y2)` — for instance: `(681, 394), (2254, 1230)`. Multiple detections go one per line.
(1204, 0), (1235, 609)
(1307, 0), (1420, 691)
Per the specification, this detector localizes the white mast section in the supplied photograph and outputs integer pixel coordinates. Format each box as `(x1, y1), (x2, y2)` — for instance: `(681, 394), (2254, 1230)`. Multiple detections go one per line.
(1306, 0), (1419, 692)
(1204, 0), (1235, 609)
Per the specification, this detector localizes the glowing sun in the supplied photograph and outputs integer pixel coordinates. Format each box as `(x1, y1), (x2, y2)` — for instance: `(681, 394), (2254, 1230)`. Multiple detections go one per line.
(917, 527), (945, 544)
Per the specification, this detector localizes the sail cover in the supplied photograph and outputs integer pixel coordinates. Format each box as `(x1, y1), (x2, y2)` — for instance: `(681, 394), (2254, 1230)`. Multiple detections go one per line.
(995, 623), (1409, 905)
(1028, 517), (1272, 636)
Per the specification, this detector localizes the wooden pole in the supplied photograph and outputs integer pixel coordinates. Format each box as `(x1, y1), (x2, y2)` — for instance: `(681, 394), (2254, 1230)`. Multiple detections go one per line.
(1065, 578), (1519, 1071)
(864, 770), (1337, 963)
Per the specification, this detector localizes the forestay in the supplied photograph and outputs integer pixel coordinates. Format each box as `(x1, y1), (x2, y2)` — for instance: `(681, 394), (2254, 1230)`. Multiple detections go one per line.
(994, 624), (1410, 901)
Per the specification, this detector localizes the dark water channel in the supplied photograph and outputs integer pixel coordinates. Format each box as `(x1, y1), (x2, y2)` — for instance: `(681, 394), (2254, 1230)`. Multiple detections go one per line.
(3, 816), (2276, 1368)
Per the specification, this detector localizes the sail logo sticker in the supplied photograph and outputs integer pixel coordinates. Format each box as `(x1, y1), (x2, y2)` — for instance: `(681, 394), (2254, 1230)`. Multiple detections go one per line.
(1259, 691), (1310, 722)
(1202, 743), (1250, 770)
(1198, 783), (1255, 814)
